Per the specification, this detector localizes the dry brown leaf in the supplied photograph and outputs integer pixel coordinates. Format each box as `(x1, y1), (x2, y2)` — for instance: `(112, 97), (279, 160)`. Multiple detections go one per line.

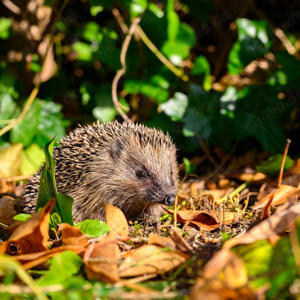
(0, 196), (16, 226)
(191, 251), (253, 300)
(60, 223), (89, 247)
(223, 253), (248, 289)
(201, 188), (233, 204)
(148, 233), (176, 249)
(227, 172), (267, 182)
(225, 202), (300, 248)
(0, 198), (55, 255)
(168, 209), (220, 231)
(191, 278), (255, 300)
(119, 245), (188, 277)
(254, 184), (299, 209)
(84, 236), (120, 283)
(105, 204), (129, 240)
(21, 245), (85, 269)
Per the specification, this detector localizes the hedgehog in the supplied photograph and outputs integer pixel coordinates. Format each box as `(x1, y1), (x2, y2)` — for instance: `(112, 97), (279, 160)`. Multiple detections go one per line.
(24, 121), (179, 222)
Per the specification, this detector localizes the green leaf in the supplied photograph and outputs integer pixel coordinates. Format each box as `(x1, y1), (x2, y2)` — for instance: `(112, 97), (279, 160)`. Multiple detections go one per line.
(74, 42), (93, 61)
(130, 0), (147, 16)
(10, 100), (67, 148)
(160, 92), (188, 121)
(256, 154), (294, 175)
(191, 56), (212, 91)
(37, 251), (82, 286)
(56, 194), (74, 225)
(10, 101), (42, 147)
(183, 108), (211, 139)
(0, 93), (18, 127)
(82, 22), (102, 42)
(228, 19), (272, 75)
(90, 5), (104, 16)
(166, 0), (179, 41)
(162, 23), (196, 64)
(36, 138), (74, 225)
(21, 144), (45, 176)
(124, 77), (169, 104)
(93, 106), (116, 123)
(0, 18), (12, 39)
(13, 213), (32, 222)
(76, 219), (110, 237)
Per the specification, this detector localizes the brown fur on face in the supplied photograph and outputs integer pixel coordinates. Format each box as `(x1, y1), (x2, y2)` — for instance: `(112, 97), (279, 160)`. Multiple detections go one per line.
(24, 121), (178, 222)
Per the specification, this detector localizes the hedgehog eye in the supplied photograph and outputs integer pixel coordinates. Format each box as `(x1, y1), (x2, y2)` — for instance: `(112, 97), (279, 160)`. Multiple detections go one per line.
(136, 169), (148, 179)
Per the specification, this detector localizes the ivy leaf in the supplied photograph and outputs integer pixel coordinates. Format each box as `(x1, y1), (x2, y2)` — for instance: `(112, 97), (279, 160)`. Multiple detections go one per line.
(76, 219), (110, 237)
(37, 251), (82, 286)
(228, 19), (272, 75)
(191, 56), (212, 91)
(160, 92), (188, 121)
(256, 154), (294, 175)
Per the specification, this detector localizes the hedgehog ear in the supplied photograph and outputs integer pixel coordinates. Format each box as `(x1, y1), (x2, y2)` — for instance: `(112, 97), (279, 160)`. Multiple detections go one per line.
(110, 138), (125, 160)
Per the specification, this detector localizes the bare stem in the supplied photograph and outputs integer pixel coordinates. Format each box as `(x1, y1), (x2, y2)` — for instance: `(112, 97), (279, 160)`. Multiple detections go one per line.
(112, 17), (141, 122)
(278, 139), (291, 187)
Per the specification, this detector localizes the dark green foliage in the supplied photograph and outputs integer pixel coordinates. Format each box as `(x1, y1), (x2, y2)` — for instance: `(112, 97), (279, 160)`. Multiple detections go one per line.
(0, 0), (299, 160)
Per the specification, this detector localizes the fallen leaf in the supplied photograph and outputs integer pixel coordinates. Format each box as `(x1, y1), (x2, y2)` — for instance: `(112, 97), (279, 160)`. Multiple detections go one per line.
(148, 233), (176, 249)
(0, 198), (55, 255)
(254, 184), (299, 209)
(167, 209), (220, 231)
(60, 223), (89, 247)
(225, 202), (300, 249)
(0, 196), (16, 226)
(84, 236), (120, 283)
(105, 204), (128, 240)
(227, 172), (267, 182)
(119, 245), (188, 277)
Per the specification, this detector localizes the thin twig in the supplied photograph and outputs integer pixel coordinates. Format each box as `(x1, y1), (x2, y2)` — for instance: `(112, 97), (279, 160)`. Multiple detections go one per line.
(112, 17), (141, 122)
(136, 26), (189, 82)
(174, 195), (178, 228)
(278, 139), (291, 187)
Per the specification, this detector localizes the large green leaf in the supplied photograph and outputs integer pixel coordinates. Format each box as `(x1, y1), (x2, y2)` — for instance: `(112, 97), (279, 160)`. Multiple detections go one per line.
(228, 19), (272, 75)
(37, 251), (82, 286)
(160, 92), (188, 121)
(36, 138), (74, 225)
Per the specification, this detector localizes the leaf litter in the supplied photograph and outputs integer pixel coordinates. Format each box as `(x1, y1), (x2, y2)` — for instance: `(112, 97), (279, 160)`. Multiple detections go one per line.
(0, 142), (300, 298)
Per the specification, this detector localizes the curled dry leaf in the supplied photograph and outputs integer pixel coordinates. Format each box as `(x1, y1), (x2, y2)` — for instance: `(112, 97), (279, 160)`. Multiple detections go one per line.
(167, 209), (220, 231)
(0, 198), (55, 255)
(60, 223), (89, 247)
(105, 204), (129, 240)
(254, 184), (299, 209)
(148, 233), (176, 249)
(119, 245), (188, 278)
(84, 236), (120, 283)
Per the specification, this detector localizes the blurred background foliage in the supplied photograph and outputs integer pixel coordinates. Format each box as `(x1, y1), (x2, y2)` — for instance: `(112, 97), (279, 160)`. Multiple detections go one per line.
(1, 0), (300, 176)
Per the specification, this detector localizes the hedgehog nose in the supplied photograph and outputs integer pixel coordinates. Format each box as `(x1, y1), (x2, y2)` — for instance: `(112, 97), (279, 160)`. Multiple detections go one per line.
(164, 194), (175, 206)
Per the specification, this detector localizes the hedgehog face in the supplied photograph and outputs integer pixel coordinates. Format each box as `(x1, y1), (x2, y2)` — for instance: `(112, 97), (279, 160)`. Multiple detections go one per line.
(109, 133), (178, 207)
